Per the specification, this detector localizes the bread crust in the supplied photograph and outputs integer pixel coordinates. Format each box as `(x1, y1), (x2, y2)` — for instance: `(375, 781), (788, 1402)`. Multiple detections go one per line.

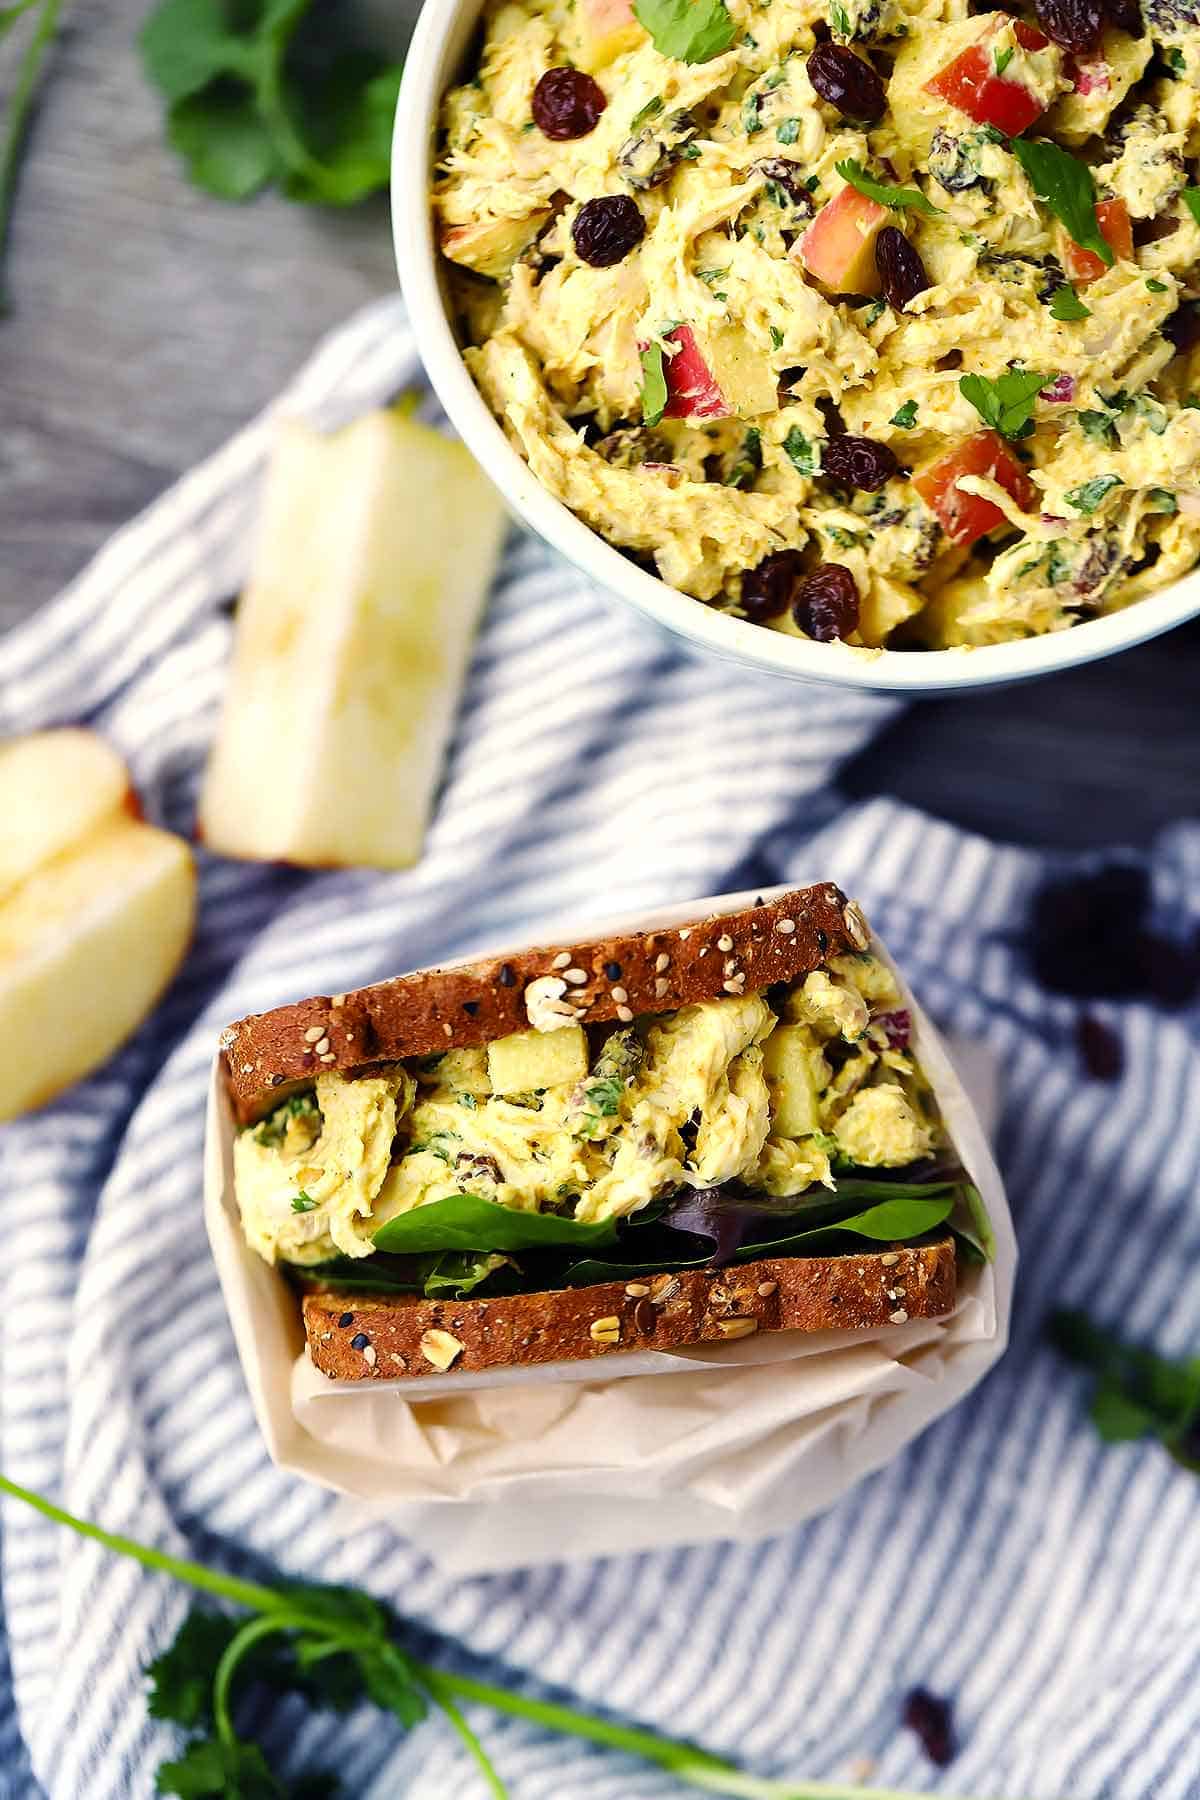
(301, 1238), (955, 1381)
(221, 883), (864, 1123)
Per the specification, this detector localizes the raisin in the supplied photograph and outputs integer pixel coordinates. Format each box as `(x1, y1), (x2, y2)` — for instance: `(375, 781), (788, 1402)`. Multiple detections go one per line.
(903, 1690), (956, 1768)
(1103, 0), (1141, 26)
(821, 434), (898, 491)
(875, 226), (930, 311)
(1077, 1015), (1123, 1081)
(793, 563), (860, 640)
(806, 41), (887, 121)
(740, 549), (807, 623)
(532, 67), (607, 140)
(571, 195), (645, 266)
(1164, 301), (1200, 354)
(1034, 0), (1103, 52)
(1029, 864), (1150, 996)
(874, 1008), (912, 1049)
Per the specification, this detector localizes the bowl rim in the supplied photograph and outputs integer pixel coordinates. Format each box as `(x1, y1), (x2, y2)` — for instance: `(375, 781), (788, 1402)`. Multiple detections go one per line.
(391, 0), (1200, 693)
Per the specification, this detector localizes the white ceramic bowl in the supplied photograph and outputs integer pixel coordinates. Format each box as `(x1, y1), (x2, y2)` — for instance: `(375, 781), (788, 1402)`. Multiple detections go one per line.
(392, 0), (1200, 693)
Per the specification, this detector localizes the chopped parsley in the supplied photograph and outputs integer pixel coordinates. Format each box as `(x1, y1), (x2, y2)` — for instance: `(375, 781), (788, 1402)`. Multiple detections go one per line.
(291, 1191), (317, 1213)
(959, 368), (1047, 440)
(1049, 284), (1090, 321)
(742, 92), (762, 134)
(630, 95), (664, 130)
(776, 117), (800, 144)
(640, 342), (669, 427)
(632, 0), (736, 63)
(769, 324), (784, 349)
(836, 158), (941, 216)
(830, 0), (851, 35)
(994, 45), (1014, 74)
(697, 266), (730, 286)
(725, 427), (763, 489)
(1010, 139), (1112, 269)
(1184, 188), (1200, 228)
(1147, 488), (1178, 515)
(1077, 409), (1117, 445)
(1146, 278), (1168, 294)
(458, 1092), (478, 1109)
(1065, 474), (1122, 515)
(783, 425), (817, 475)
(890, 400), (918, 428)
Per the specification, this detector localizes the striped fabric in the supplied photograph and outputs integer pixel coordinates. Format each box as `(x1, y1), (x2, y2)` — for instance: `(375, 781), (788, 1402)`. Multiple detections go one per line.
(1, 297), (1198, 1800)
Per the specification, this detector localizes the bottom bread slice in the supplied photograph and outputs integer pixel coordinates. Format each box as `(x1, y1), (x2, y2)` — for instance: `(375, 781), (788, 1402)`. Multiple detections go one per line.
(302, 1239), (957, 1381)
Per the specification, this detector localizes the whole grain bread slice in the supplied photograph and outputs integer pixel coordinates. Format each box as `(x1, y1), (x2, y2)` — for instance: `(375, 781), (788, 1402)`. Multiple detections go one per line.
(222, 883), (867, 1124)
(301, 1237), (954, 1381)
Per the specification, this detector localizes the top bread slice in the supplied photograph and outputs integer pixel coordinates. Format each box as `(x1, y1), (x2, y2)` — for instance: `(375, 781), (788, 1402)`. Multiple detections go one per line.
(221, 883), (866, 1123)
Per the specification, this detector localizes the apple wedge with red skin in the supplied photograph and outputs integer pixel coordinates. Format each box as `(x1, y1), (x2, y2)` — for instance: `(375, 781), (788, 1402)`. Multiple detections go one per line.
(649, 324), (776, 423)
(0, 730), (195, 1122)
(925, 17), (1051, 137)
(795, 185), (889, 294)
(913, 430), (1039, 547)
(1061, 198), (1131, 284)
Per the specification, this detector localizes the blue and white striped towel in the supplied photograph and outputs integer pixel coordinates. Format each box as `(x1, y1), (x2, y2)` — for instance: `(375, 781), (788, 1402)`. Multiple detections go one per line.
(1, 296), (1199, 1800)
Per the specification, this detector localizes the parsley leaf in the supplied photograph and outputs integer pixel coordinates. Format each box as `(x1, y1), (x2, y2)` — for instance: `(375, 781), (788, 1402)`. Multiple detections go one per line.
(1010, 139), (1111, 268)
(1049, 284), (1090, 321)
(1185, 188), (1200, 228)
(640, 342), (669, 426)
(836, 158), (941, 216)
(1048, 1309), (1200, 1466)
(630, 95), (664, 130)
(776, 117), (800, 144)
(1146, 278), (1168, 294)
(147, 1612), (240, 1728)
(1065, 473), (1122, 515)
(632, 0), (736, 64)
(994, 45), (1014, 74)
(291, 1191), (317, 1213)
(155, 1736), (281, 1799)
(959, 369), (1047, 439)
(783, 425), (818, 475)
(890, 400), (918, 428)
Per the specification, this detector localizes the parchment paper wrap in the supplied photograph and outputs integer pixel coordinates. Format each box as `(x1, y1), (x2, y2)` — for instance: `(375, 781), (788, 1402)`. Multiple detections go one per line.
(206, 887), (1014, 1572)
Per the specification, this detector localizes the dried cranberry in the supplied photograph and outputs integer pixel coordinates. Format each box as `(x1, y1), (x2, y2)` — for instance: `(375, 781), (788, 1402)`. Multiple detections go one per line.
(1102, 0), (1141, 28)
(532, 67), (607, 140)
(807, 40), (887, 121)
(740, 549), (807, 623)
(875, 226), (930, 311)
(903, 1689), (956, 1767)
(571, 195), (645, 266)
(1077, 1015), (1123, 1081)
(793, 563), (860, 640)
(821, 434), (898, 492)
(1029, 864), (1150, 996)
(874, 1008), (912, 1049)
(1164, 302), (1200, 355)
(1034, 0), (1103, 53)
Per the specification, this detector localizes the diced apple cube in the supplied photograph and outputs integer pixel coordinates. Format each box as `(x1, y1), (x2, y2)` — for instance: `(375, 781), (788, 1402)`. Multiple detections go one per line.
(913, 430), (1039, 547)
(440, 212), (552, 280)
(660, 323), (776, 422)
(796, 185), (889, 295)
(568, 0), (645, 72)
(487, 1025), (589, 1095)
(199, 408), (507, 870)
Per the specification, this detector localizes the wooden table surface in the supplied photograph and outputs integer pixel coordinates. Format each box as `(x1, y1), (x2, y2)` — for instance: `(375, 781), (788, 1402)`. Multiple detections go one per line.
(2, 2), (1197, 851)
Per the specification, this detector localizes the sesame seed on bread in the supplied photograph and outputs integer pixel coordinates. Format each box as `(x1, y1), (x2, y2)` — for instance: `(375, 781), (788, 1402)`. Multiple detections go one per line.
(221, 883), (867, 1124)
(301, 1238), (956, 1381)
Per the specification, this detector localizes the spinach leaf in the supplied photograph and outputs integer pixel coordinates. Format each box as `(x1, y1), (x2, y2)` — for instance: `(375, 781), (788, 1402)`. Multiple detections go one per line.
(1010, 139), (1111, 268)
(632, 0), (736, 64)
(836, 158), (941, 216)
(372, 1193), (620, 1255)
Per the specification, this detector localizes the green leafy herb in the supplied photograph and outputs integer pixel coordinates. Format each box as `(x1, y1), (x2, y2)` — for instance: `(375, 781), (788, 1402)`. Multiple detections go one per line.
(0, 0), (67, 305)
(890, 400), (919, 428)
(776, 117), (800, 144)
(1164, 45), (1184, 74)
(1146, 278), (1168, 294)
(959, 369), (1047, 440)
(1184, 188), (1200, 228)
(290, 1191), (317, 1214)
(1, 1472), (1024, 1800)
(1146, 487), (1178, 515)
(1064, 473), (1122, 515)
(630, 94), (664, 130)
(632, 0), (736, 64)
(725, 427), (763, 489)
(139, 0), (405, 207)
(1077, 408), (1116, 444)
(458, 1091), (479, 1109)
(861, 297), (886, 325)
(783, 424), (818, 476)
(1048, 1311), (1200, 1470)
(640, 342), (669, 427)
(372, 1192), (620, 1255)
(836, 157), (941, 216)
(1049, 284), (1090, 321)
(1010, 139), (1111, 269)
(994, 45), (1014, 74)
(742, 92), (762, 134)
(769, 324), (784, 349)
(830, 0), (851, 35)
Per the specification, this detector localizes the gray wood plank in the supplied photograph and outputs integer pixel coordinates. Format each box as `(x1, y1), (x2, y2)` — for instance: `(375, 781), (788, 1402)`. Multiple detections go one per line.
(1, 1), (1196, 846)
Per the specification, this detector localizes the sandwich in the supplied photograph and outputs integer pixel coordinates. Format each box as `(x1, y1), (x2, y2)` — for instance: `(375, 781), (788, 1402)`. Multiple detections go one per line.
(222, 885), (993, 1382)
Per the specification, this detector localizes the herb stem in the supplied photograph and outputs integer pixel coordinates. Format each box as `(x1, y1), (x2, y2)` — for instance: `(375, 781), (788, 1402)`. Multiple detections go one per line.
(426, 1682), (509, 1800)
(0, 0), (64, 307)
(212, 1614), (297, 1748)
(0, 1474), (283, 1617)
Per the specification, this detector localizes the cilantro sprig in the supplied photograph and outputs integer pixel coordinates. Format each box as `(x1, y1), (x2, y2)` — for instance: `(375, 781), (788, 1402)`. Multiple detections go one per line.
(1010, 140), (1112, 269)
(0, 1471), (1028, 1800)
(836, 158), (941, 217)
(139, 0), (404, 205)
(959, 369), (1047, 440)
(0, 0), (67, 305)
(1049, 1311), (1200, 1468)
(633, 0), (736, 65)
(1184, 188), (1200, 229)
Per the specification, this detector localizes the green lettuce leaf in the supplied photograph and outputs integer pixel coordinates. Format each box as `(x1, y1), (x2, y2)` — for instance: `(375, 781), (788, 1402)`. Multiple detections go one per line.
(372, 1193), (620, 1255)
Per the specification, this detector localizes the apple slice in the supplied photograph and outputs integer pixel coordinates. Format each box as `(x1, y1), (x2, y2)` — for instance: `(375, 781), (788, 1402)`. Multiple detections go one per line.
(440, 212), (552, 280)
(924, 17), (1051, 137)
(658, 323), (776, 422)
(0, 729), (133, 898)
(199, 407), (507, 869)
(568, 0), (645, 72)
(0, 816), (195, 1122)
(913, 430), (1039, 546)
(796, 185), (889, 294)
